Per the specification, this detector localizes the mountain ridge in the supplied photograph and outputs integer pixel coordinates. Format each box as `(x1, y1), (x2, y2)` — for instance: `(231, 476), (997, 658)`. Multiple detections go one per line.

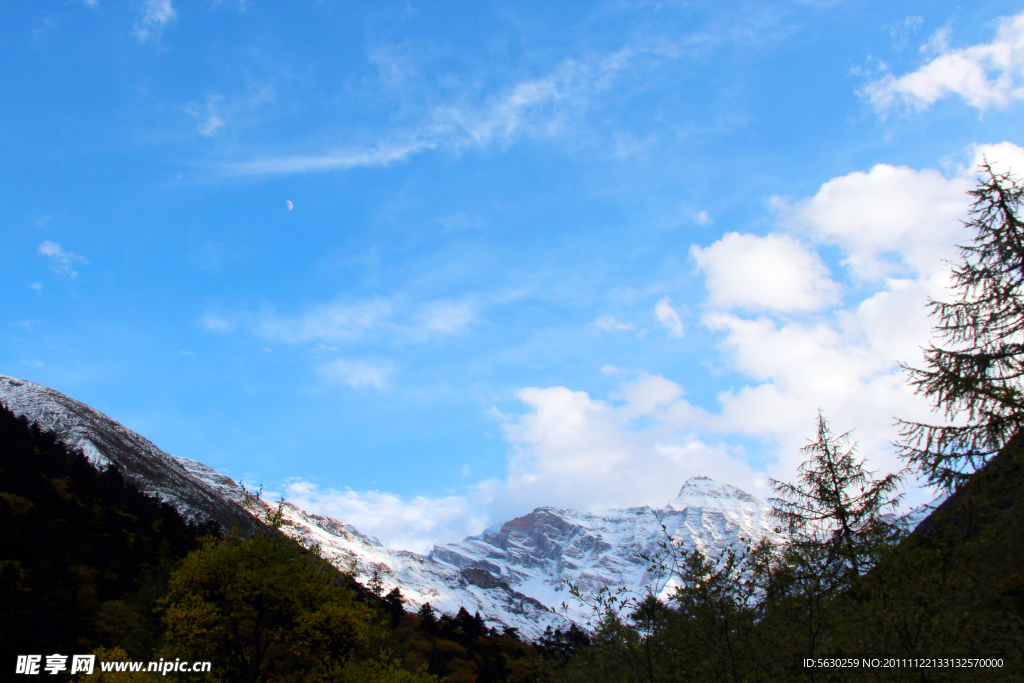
(0, 373), (779, 639)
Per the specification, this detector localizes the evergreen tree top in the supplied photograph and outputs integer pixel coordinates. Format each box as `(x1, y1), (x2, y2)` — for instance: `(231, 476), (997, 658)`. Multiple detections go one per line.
(898, 163), (1024, 492)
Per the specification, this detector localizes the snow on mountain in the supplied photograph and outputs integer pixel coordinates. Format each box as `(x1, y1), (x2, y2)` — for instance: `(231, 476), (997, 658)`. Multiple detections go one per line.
(0, 373), (779, 639)
(0, 373), (252, 529)
(431, 476), (782, 626)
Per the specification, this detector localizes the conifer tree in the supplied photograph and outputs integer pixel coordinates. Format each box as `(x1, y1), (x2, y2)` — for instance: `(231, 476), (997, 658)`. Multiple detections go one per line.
(898, 163), (1024, 491)
(766, 412), (905, 672)
(771, 411), (904, 580)
(369, 566), (385, 597)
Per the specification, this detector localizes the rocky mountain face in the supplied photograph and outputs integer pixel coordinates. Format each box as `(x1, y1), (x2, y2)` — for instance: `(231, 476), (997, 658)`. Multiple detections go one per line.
(0, 373), (779, 639)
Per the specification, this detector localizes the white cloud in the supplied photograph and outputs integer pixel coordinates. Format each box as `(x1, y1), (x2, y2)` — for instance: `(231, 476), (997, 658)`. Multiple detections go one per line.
(212, 0), (247, 10)
(779, 164), (972, 281)
(134, 0), (176, 44)
(433, 211), (485, 233)
(29, 282), (43, 293)
(655, 296), (684, 337)
(183, 86), (275, 138)
(699, 273), (947, 486)
(970, 141), (1024, 177)
(696, 210), (712, 226)
(685, 161), (976, 493)
(691, 232), (840, 312)
(38, 241), (87, 277)
(864, 11), (1024, 113)
(490, 377), (754, 518)
(594, 315), (636, 332)
(321, 359), (393, 390)
(282, 481), (486, 554)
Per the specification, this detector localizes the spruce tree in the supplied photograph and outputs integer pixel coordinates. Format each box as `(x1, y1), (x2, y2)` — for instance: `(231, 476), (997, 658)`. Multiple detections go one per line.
(767, 412), (905, 672)
(897, 163), (1024, 491)
(771, 411), (904, 579)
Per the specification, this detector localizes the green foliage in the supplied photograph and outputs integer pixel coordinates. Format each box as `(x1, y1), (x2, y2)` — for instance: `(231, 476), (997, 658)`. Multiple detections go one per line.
(158, 489), (435, 682)
(389, 604), (539, 682)
(898, 164), (1024, 492)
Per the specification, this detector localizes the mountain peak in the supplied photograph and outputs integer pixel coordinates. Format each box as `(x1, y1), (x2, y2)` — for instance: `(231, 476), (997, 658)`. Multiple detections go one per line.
(665, 476), (761, 512)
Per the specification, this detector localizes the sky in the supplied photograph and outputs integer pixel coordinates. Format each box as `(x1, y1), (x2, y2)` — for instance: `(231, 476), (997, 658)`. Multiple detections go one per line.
(4, 0), (1024, 553)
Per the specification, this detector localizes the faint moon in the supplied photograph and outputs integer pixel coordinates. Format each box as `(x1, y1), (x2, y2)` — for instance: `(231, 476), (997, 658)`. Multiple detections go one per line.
(286, 200), (294, 211)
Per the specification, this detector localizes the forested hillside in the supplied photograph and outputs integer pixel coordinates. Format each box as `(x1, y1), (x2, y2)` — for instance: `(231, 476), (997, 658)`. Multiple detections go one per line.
(0, 405), (215, 669)
(0, 404), (560, 682)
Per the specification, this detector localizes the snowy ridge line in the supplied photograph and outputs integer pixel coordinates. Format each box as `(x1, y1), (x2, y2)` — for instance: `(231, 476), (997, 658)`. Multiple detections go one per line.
(0, 373), (780, 639)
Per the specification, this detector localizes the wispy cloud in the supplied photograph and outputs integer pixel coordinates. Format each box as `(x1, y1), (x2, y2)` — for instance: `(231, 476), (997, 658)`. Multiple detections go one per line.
(594, 315), (635, 332)
(655, 296), (684, 338)
(409, 300), (475, 339)
(256, 299), (393, 344)
(185, 94), (225, 136)
(198, 311), (234, 333)
(134, 0), (176, 44)
(183, 85), (276, 138)
(217, 49), (635, 177)
(320, 359), (393, 390)
(32, 17), (59, 39)
(864, 11), (1024, 114)
(38, 241), (87, 277)
(216, 297), (477, 345)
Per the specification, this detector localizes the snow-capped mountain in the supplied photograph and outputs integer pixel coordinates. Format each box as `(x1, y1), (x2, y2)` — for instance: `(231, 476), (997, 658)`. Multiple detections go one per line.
(0, 373), (252, 530)
(0, 373), (779, 639)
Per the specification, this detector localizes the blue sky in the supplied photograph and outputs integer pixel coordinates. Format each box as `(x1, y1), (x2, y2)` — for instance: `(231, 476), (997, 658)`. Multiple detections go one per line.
(4, 0), (1024, 551)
